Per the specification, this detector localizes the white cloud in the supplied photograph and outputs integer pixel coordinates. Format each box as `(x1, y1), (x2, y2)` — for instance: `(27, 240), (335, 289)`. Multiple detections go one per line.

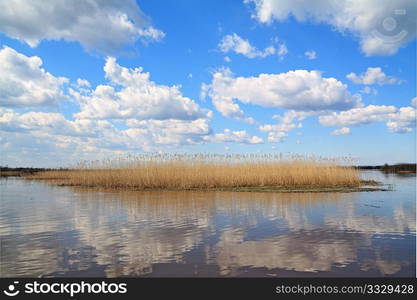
(245, 0), (416, 56)
(386, 106), (416, 133)
(0, 0), (164, 54)
(259, 110), (317, 143)
(0, 111), (266, 167)
(346, 67), (400, 85)
(0, 110), (268, 165)
(224, 56), (232, 62)
(0, 110), (112, 137)
(76, 78), (91, 88)
(124, 118), (211, 145)
(319, 105), (397, 126)
(331, 127), (351, 135)
(0, 46), (68, 107)
(267, 131), (288, 143)
(0, 110), (212, 159)
(319, 104), (416, 133)
(260, 111), (306, 143)
(304, 50), (317, 60)
(277, 43), (288, 56)
(206, 129), (264, 144)
(73, 57), (211, 121)
(202, 67), (361, 122)
(259, 128), (288, 143)
(411, 97), (417, 107)
(218, 33), (286, 59)
(359, 86), (378, 95)
(260, 123), (302, 133)
(0, 49), (219, 161)
(272, 110), (318, 123)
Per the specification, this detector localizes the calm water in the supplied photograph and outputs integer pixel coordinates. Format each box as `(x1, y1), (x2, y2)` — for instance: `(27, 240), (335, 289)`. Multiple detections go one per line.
(0, 171), (415, 277)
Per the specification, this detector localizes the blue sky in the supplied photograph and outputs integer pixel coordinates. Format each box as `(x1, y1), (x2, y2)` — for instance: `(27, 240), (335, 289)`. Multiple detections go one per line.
(0, 0), (415, 167)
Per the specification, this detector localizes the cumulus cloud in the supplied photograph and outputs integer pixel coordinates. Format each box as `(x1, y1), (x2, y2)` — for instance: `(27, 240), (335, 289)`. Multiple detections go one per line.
(259, 125), (291, 143)
(202, 67), (361, 122)
(218, 33), (286, 59)
(346, 67), (400, 85)
(76, 78), (91, 88)
(0, 110), (262, 168)
(260, 110), (324, 143)
(260, 122), (302, 133)
(73, 57), (211, 121)
(245, 0), (416, 56)
(0, 110), (264, 163)
(0, 46), (68, 107)
(0, 0), (164, 54)
(319, 105), (397, 126)
(386, 106), (416, 133)
(331, 127), (351, 135)
(319, 104), (416, 133)
(0, 110), (112, 137)
(359, 86), (378, 95)
(125, 118), (211, 145)
(206, 129), (264, 144)
(259, 110), (311, 142)
(0, 46), (225, 163)
(273, 110), (318, 124)
(304, 50), (317, 60)
(0, 110), (211, 157)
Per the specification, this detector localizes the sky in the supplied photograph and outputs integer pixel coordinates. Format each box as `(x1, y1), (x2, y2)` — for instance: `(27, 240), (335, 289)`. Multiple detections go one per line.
(0, 0), (416, 167)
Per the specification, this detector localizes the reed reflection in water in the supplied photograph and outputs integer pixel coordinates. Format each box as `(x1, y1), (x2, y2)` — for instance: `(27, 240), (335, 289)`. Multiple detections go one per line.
(0, 172), (415, 277)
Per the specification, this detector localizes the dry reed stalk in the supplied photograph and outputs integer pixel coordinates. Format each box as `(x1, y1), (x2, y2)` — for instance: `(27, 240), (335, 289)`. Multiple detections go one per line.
(29, 154), (362, 190)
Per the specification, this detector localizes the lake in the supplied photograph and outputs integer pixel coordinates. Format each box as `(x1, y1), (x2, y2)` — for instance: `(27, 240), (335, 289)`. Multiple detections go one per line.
(0, 171), (415, 277)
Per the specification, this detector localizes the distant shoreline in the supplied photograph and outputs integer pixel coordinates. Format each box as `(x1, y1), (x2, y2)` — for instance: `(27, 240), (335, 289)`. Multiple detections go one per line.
(0, 167), (65, 177)
(356, 163), (416, 173)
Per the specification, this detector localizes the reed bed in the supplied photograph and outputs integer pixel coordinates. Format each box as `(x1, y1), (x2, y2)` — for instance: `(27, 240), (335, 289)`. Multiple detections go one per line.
(30, 153), (363, 190)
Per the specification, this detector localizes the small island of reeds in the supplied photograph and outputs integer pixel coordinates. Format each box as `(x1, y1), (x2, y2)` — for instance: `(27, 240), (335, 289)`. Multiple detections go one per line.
(28, 153), (384, 193)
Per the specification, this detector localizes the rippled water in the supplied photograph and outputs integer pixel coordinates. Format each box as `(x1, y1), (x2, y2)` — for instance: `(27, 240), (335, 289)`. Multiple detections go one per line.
(0, 171), (415, 277)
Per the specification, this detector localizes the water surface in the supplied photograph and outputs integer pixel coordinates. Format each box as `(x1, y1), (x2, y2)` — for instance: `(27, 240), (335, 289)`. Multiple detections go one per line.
(0, 171), (415, 277)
